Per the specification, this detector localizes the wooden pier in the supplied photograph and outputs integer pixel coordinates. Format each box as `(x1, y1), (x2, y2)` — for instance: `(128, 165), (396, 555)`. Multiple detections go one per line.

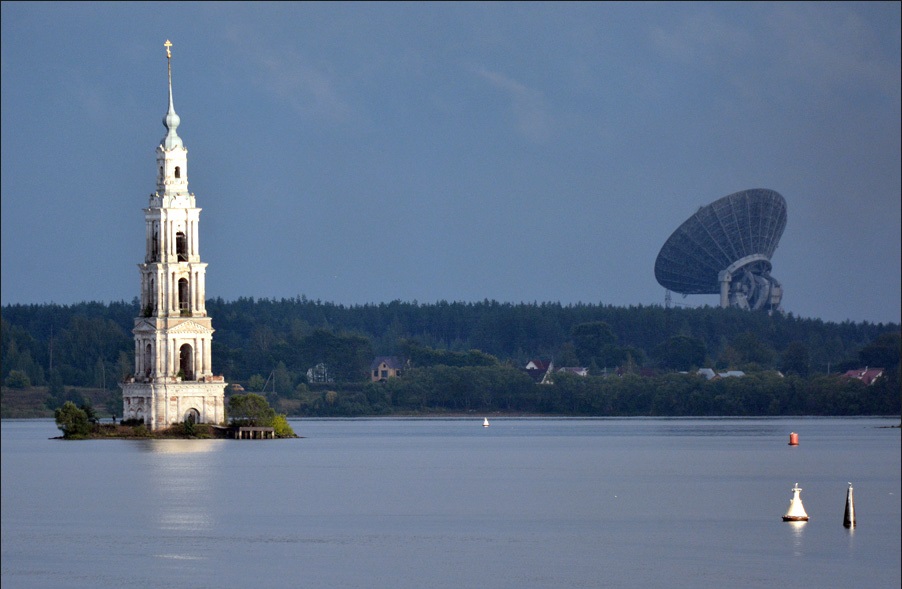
(234, 426), (275, 439)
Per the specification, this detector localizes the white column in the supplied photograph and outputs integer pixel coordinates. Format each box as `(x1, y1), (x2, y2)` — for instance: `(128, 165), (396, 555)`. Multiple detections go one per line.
(197, 270), (202, 311)
(171, 340), (177, 377)
(158, 336), (165, 376)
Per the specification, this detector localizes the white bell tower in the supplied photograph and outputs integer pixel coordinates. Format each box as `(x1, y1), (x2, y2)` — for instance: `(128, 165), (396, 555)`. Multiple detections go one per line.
(121, 40), (226, 430)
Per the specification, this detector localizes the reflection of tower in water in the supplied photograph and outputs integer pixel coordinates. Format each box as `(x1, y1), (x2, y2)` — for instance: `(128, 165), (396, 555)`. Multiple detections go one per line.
(140, 440), (225, 533)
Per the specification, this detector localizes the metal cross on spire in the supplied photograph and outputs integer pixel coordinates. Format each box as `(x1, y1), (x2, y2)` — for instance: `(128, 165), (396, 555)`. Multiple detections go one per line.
(161, 39), (182, 150)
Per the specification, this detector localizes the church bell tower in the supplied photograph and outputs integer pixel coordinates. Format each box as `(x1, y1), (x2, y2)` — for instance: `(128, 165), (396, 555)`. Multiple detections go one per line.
(121, 40), (226, 429)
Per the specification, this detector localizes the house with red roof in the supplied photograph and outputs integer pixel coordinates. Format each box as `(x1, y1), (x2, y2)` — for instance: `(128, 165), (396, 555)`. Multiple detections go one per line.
(841, 367), (885, 386)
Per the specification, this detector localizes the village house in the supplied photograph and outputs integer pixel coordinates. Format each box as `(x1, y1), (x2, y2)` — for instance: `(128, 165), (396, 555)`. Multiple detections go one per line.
(523, 360), (588, 384)
(697, 368), (746, 380)
(371, 356), (405, 382)
(307, 363), (333, 384)
(523, 359), (551, 383)
(841, 367), (884, 386)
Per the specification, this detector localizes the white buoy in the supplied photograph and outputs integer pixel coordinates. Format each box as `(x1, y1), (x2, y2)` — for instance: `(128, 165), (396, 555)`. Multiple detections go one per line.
(483, 417), (490, 427)
(783, 483), (809, 521)
(843, 482), (855, 528)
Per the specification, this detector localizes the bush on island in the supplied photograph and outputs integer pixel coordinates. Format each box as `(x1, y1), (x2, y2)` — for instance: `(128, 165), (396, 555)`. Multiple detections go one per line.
(228, 393), (296, 437)
(54, 401), (91, 439)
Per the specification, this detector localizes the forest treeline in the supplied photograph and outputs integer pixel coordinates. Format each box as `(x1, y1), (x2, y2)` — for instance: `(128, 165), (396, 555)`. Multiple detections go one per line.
(2, 297), (899, 417)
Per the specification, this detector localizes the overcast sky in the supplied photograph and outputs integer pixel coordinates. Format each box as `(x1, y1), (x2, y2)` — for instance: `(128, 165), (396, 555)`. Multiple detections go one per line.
(2, 2), (899, 325)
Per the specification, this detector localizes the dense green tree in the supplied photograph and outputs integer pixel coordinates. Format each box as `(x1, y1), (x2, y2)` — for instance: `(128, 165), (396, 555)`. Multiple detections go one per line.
(271, 414), (295, 437)
(54, 401), (91, 438)
(4, 369), (31, 388)
(401, 340), (499, 368)
(228, 393), (275, 425)
(780, 341), (810, 377)
(80, 402), (98, 424)
(655, 335), (706, 371)
(247, 374), (266, 391)
(273, 361), (293, 396)
(571, 322), (617, 366)
(731, 332), (776, 367)
(296, 329), (373, 381)
(226, 393), (296, 436)
(858, 332), (900, 369)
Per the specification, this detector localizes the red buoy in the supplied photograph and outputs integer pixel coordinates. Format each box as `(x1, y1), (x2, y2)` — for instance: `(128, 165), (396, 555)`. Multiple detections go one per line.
(788, 432), (799, 446)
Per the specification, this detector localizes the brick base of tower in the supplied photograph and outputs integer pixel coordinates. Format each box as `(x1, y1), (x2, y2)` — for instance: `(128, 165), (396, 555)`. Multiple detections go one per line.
(121, 380), (226, 430)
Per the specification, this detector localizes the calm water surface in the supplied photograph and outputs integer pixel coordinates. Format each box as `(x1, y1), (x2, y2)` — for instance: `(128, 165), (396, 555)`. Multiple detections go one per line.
(2, 417), (899, 588)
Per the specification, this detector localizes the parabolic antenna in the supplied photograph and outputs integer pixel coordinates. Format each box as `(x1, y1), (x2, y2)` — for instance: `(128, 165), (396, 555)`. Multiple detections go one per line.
(654, 188), (787, 312)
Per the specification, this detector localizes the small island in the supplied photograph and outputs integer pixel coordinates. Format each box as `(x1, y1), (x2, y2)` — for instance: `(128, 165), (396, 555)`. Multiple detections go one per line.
(53, 393), (296, 440)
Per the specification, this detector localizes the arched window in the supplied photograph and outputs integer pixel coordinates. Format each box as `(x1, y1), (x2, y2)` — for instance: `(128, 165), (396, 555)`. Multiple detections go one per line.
(179, 343), (194, 381)
(185, 408), (200, 424)
(178, 278), (189, 313)
(151, 226), (160, 261)
(148, 277), (155, 314)
(174, 166), (181, 179)
(176, 232), (188, 262)
(144, 343), (152, 378)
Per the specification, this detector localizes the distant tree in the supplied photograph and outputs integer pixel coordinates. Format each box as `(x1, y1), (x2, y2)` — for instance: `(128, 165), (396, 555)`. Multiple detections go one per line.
(656, 335), (706, 371)
(780, 341), (810, 377)
(4, 369), (31, 389)
(63, 387), (85, 407)
(401, 340), (499, 368)
(554, 342), (581, 368)
(247, 374), (266, 391)
(273, 361), (293, 395)
(116, 351), (132, 381)
(571, 322), (617, 366)
(858, 332), (900, 370)
(298, 329), (373, 381)
(48, 369), (64, 398)
(294, 382), (310, 398)
(80, 402), (98, 424)
(54, 401), (91, 439)
(731, 332), (776, 367)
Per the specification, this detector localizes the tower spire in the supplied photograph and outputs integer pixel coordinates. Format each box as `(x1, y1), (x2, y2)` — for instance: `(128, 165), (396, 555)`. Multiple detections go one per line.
(161, 39), (183, 150)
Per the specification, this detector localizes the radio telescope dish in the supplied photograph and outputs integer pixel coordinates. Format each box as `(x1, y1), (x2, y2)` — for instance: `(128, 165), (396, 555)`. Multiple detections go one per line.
(654, 188), (787, 312)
